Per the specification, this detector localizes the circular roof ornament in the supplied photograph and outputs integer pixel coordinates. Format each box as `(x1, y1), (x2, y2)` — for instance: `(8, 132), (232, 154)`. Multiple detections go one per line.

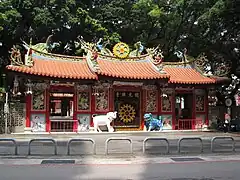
(113, 42), (130, 59)
(225, 98), (232, 107)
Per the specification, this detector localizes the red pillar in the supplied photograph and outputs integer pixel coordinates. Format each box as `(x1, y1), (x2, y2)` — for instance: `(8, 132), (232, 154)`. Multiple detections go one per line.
(25, 94), (31, 128)
(205, 89), (209, 125)
(192, 90), (196, 129)
(45, 89), (50, 132)
(72, 86), (78, 132)
(141, 88), (145, 130)
(171, 90), (176, 130)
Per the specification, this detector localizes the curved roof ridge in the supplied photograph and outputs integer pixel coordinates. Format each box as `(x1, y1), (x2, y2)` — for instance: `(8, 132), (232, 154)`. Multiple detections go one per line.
(31, 49), (84, 61)
(96, 52), (152, 62)
(98, 53), (149, 60)
(32, 52), (85, 62)
(98, 57), (151, 63)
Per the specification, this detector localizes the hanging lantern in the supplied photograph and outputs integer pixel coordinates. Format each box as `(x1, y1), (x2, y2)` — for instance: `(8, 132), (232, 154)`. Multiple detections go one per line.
(12, 76), (21, 96)
(234, 93), (240, 106)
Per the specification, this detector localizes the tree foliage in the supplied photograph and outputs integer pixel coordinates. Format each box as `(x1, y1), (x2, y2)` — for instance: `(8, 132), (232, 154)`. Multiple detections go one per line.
(0, 0), (239, 74)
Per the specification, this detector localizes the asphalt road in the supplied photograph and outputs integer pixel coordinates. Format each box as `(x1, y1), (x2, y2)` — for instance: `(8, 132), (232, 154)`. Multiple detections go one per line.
(0, 133), (240, 156)
(0, 159), (239, 180)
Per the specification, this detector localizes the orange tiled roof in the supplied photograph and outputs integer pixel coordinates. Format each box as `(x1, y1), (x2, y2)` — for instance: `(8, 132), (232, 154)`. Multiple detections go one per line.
(163, 66), (215, 84)
(6, 57), (97, 80)
(6, 52), (218, 84)
(97, 59), (170, 79)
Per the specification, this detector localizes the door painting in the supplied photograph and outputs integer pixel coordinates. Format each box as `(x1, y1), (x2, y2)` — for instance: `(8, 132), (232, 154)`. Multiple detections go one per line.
(114, 91), (140, 128)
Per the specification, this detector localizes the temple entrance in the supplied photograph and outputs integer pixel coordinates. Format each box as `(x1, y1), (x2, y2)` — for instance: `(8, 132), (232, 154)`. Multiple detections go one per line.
(175, 93), (194, 129)
(114, 91), (141, 130)
(49, 87), (75, 132)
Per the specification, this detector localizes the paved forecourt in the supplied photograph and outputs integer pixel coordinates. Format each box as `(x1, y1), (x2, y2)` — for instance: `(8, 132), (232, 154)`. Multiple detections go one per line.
(0, 131), (239, 156)
(0, 154), (240, 180)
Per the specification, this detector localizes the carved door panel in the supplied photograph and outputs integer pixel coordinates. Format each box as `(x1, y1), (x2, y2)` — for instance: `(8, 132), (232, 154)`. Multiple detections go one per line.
(114, 91), (140, 128)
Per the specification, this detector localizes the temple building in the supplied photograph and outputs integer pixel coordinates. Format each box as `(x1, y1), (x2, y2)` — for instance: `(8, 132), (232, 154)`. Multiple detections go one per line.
(4, 39), (228, 133)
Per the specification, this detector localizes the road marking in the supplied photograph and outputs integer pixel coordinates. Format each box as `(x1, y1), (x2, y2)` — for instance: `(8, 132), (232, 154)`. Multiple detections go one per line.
(171, 157), (204, 162)
(41, 159), (75, 164)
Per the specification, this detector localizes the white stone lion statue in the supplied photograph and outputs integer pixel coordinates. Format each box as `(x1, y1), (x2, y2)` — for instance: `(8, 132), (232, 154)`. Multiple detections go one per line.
(92, 111), (117, 132)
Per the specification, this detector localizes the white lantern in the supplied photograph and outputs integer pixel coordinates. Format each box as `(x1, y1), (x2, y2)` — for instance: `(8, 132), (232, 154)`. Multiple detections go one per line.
(234, 94), (240, 106)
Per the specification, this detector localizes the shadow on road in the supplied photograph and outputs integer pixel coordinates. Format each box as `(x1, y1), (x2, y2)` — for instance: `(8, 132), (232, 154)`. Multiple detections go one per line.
(0, 141), (93, 180)
(139, 137), (240, 179)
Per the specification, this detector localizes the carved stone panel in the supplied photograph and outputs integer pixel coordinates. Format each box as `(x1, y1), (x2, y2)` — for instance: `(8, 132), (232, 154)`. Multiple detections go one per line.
(31, 83), (48, 111)
(95, 89), (109, 111)
(78, 91), (90, 111)
(196, 95), (205, 112)
(32, 89), (45, 111)
(162, 95), (172, 112)
(145, 90), (158, 112)
(161, 88), (173, 112)
(0, 102), (25, 133)
(10, 102), (25, 127)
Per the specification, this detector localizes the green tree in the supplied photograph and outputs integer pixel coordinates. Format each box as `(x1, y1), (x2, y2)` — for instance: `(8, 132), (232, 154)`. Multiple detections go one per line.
(0, 0), (114, 58)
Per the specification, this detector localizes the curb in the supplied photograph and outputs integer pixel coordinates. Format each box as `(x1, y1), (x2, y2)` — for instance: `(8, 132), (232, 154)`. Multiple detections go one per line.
(1, 154), (240, 165)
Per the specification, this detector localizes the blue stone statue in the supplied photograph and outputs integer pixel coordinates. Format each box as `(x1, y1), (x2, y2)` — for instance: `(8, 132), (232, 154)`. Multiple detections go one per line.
(144, 113), (163, 131)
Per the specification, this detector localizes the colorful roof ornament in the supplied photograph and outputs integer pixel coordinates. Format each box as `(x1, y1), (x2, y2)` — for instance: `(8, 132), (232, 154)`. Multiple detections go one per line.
(6, 34), (229, 83)
(9, 45), (24, 66)
(113, 42), (130, 59)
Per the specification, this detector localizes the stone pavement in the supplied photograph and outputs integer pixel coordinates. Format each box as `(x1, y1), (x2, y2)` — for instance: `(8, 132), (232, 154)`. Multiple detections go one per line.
(3, 130), (240, 140)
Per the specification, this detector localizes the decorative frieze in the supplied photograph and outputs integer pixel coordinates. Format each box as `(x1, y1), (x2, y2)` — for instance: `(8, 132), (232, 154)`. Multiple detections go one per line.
(162, 95), (172, 112)
(195, 89), (205, 95)
(78, 91), (90, 111)
(75, 85), (91, 111)
(77, 85), (90, 91)
(196, 95), (205, 112)
(161, 88), (173, 112)
(95, 89), (109, 111)
(91, 81), (111, 111)
(10, 102), (25, 127)
(32, 82), (49, 91)
(145, 90), (158, 112)
(144, 85), (158, 112)
(31, 82), (48, 111)
(195, 89), (206, 112)
(142, 85), (157, 91)
(161, 88), (174, 95)
(32, 89), (45, 111)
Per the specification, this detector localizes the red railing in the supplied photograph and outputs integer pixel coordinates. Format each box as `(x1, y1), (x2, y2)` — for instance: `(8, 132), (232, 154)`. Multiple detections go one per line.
(50, 119), (78, 132)
(195, 118), (204, 130)
(178, 119), (193, 130)
(178, 119), (204, 130)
